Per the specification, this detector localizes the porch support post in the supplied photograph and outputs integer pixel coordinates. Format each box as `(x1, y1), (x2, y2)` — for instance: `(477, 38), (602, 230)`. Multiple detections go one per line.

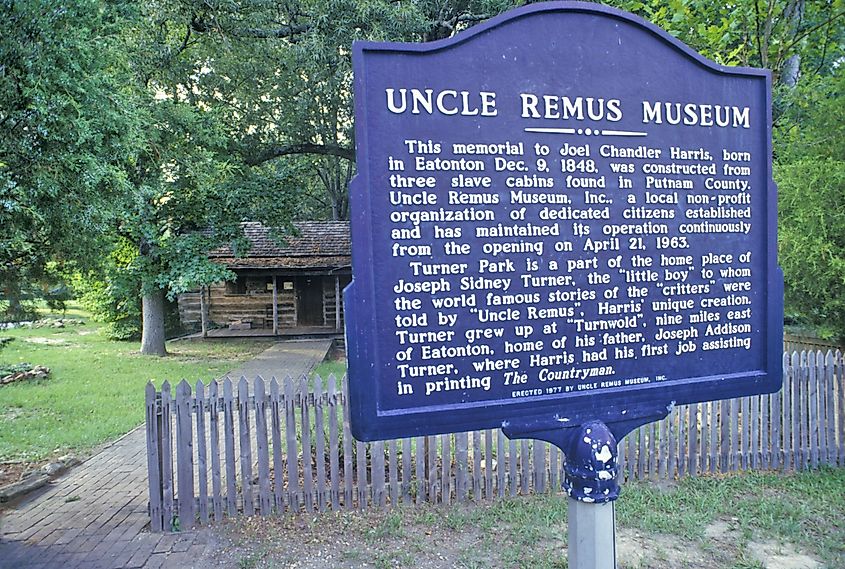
(272, 276), (279, 336)
(200, 286), (209, 338)
(335, 276), (341, 331)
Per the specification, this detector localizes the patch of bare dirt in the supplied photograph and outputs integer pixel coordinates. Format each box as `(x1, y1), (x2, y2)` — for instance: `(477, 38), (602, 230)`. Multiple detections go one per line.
(617, 529), (716, 568)
(22, 337), (67, 345)
(0, 462), (35, 489)
(749, 540), (822, 569)
(200, 509), (498, 569)
(702, 519), (823, 569)
(704, 519), (733, 539)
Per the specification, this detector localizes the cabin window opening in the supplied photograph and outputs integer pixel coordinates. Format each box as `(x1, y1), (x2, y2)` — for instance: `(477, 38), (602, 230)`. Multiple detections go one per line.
(225, 276), (270, 295)
(226, 276), (247, 295)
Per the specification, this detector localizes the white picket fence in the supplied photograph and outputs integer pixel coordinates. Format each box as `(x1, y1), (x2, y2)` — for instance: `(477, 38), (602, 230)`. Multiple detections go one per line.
(145, 350), (844, 532)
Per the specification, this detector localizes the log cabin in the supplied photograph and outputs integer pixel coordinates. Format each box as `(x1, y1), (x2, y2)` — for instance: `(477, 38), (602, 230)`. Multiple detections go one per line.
(177, 221), (351, 337)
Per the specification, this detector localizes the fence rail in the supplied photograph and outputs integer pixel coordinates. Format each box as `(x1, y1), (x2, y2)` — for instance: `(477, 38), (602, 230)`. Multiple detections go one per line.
(145, 350), (844, 532)
(783, 333), (844, 354)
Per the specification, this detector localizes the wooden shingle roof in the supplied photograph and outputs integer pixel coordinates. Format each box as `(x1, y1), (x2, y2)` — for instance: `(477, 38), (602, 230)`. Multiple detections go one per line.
(210, 221), (351, 271)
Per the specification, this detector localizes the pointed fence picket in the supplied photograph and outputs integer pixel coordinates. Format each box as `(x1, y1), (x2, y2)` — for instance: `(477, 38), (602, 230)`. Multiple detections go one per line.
(145, 350), (845, 531)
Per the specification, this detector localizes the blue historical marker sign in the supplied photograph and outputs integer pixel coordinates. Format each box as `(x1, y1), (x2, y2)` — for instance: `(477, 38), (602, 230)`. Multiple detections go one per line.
(345, 1), (782, 442)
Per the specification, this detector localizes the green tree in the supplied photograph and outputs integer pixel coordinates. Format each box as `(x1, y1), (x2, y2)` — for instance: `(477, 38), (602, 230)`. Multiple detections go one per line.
(0, 0), (138, 319)
(180, 0), (520, 220)
(113, 0), (515, 353)
(775, 67), (845, 339)
(606, 0), (844, 84)
(106, 1), (316, 354)
(606, 0), (845, 338)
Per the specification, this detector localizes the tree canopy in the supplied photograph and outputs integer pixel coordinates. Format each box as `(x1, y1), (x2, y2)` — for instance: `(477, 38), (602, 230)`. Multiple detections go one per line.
(2, 0), (843, 348)
(0, 0), (139, 318)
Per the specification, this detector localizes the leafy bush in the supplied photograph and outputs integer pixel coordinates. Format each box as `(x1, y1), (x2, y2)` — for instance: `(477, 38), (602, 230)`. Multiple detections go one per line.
(775, 67), (845, 341)
(72, 273), (142, 340)
(70, 239), (184, 341)
(776, 159), (845, 340)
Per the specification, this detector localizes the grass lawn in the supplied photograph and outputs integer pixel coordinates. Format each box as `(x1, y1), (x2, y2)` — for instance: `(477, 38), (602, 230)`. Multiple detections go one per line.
(209, 469), (844, 569)
(310, 359), (347, 388)
(0, 306), (274, 465)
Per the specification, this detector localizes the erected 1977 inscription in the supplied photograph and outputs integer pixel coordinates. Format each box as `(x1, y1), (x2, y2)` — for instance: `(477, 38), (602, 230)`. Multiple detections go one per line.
(345, 2), (782, 441)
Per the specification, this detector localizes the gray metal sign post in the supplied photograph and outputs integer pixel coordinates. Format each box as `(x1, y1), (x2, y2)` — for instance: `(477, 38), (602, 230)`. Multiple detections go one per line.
(569, 500), (617, 568)
(503, 413), (663, 569)
(565, 422), (619, 569)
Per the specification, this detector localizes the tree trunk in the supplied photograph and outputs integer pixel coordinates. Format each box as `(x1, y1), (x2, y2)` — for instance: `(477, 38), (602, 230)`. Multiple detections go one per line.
(2, 279), (28, 321)
(5, 293), (23, 321)
(141, 288), (168, 356)
(200, 286), (209, 338)
(781, 0), (804, 88)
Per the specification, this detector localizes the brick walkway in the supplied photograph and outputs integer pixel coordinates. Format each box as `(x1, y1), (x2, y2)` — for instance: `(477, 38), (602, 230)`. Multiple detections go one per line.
(0, 339), (332, 569)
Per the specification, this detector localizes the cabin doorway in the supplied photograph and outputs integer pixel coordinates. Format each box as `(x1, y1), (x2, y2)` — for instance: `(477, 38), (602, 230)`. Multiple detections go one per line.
(296, 277), (324, 326)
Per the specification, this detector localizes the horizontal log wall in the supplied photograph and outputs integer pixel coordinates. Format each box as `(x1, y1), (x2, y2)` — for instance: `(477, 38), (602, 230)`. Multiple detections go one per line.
(177, 291), (203, 329)
(145, 350), (844, 532)
(178, 285), (296, 330)
(208, 285), (295, 329)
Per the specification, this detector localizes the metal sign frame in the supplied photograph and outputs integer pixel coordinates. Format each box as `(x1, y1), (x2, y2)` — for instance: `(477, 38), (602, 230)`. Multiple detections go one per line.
(345, 1), (782, 443)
